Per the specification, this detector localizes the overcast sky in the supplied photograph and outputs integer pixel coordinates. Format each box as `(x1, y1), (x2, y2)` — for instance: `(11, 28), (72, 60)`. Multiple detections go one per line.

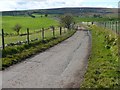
(0, 0), (119, 11)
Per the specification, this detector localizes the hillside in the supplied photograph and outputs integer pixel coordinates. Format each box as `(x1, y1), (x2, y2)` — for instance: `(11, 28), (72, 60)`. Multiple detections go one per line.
(2, 7), (118, 18)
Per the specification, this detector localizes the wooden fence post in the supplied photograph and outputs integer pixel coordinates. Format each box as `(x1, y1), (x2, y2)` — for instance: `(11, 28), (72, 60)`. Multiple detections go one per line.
(92, 22), (94, 25)
(2, 29), (5, 49)
(52, 26), (55, 38)
(109, 21), (111, 29)
(60, 27), (62, 35)
(107, 21), (109, 29)
(42, 28), (44, 41)
(27, 28), (29, 44)
(116, 21), (118, 33)
(112, 21), (114, 31)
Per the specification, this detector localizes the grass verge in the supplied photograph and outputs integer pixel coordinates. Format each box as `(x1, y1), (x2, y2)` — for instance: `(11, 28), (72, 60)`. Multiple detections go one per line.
(80, 25), (119, 88)
(2, 30), (76, 70)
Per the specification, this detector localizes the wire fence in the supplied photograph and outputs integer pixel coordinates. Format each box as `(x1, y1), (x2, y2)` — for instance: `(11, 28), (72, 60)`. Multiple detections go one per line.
(95, 21), (119, 34)
(81, 21), (119, 34)
(1, 26), (73, 49)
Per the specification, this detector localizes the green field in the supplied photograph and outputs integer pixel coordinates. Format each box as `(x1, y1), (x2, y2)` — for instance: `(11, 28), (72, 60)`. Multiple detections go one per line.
(1, 14), (76, 69)
(74, 17), (108, 22)
(2, 16), (59, 34)
(1, 15), (61, 45)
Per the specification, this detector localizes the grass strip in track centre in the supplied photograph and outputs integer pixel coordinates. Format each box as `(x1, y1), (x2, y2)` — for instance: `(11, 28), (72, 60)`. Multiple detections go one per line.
(1, 30), (76, 70)
(80, 25), (119, 88)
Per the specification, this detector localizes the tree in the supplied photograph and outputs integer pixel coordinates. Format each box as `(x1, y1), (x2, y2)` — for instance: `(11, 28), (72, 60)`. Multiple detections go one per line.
(13, 24), (22, 35)
(60, 14), (74, 30)
(45, 14), (48, 17)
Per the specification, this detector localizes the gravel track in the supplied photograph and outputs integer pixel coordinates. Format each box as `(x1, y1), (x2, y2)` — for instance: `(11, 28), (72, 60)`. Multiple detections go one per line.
(3, 29), (91, 88)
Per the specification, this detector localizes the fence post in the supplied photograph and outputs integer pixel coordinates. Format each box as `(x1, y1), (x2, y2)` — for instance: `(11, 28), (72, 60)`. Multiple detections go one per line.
(2, 29), (5, 49)
(60, 27), (62, 35)
(52, 26), (55, 38)
(109, 21), (110, 29)
(92, 22), (94, 25)
(112, 21), (114, 31)
(42, 28), (44, 41)
(107, 21), (109, 29)
(27, 28), (29, 44)
(116, 21), (118, 33)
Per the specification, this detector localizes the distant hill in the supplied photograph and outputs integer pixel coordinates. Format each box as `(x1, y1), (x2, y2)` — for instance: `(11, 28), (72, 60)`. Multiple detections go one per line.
(2, 7), (118, 17)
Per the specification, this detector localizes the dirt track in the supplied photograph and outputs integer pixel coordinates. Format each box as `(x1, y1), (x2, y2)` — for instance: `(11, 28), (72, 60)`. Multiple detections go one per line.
(3, 30), (91, 88)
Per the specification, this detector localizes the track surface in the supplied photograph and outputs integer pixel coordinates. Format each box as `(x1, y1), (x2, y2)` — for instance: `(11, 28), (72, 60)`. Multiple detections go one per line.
(3, 30), (91, 88)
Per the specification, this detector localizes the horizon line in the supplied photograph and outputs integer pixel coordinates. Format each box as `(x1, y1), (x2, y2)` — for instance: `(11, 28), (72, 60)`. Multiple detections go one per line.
(1, 6), (118, 12)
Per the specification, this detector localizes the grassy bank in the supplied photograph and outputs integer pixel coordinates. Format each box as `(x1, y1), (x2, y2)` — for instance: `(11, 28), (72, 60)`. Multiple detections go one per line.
(2, 30), (76, 70)
(81, 25), (119, 88)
